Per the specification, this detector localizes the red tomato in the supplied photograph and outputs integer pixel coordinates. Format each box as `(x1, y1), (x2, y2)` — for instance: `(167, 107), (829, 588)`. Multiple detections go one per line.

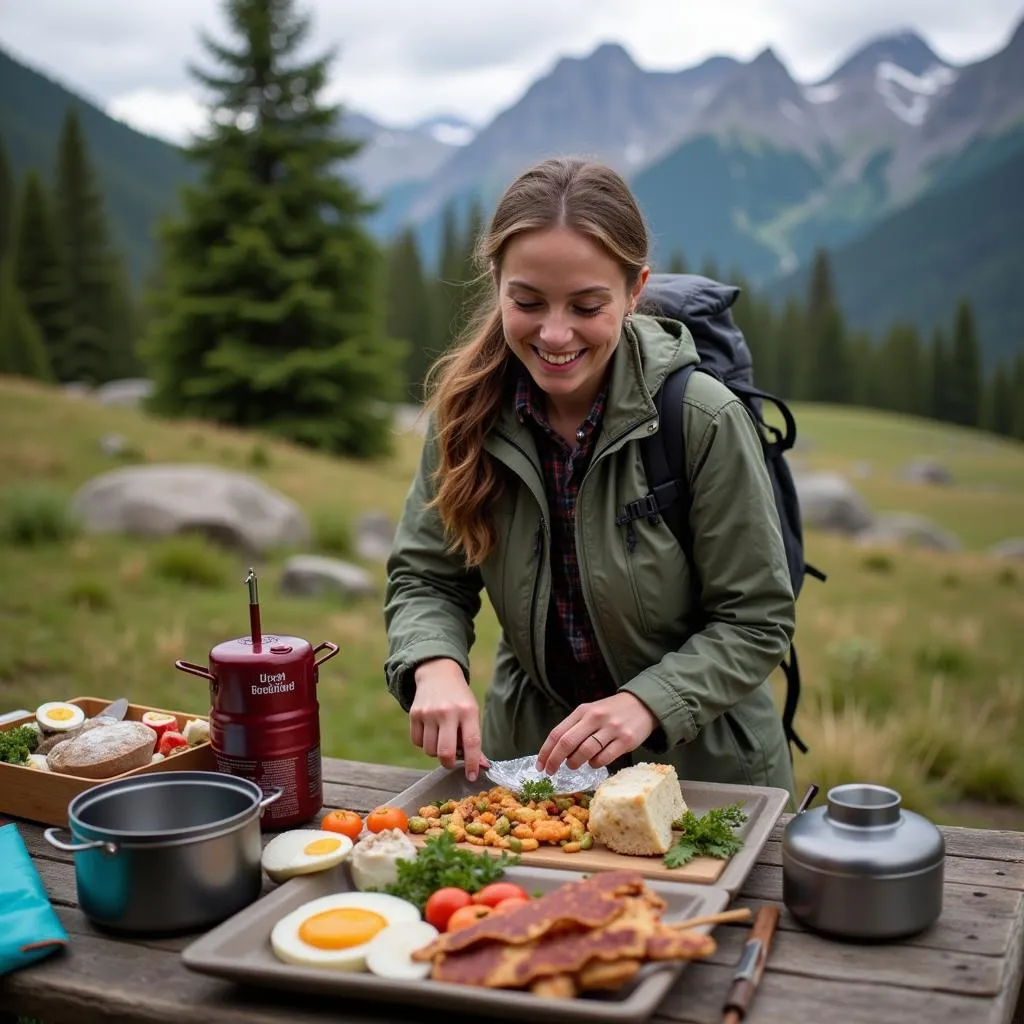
(471, 882), (530, 908)
(492, 897), (530, 914)
(424, 887), (473, 932)
(141, 711), (177, 742)
(157, 731), (189, 757)
(320, 810), (363, 841)
(366, 806), (409, 833)
(446, 904), (493, 932)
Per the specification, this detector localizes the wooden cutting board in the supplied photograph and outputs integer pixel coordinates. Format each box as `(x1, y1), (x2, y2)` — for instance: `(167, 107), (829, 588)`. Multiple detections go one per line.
(406, 831), (728, 884)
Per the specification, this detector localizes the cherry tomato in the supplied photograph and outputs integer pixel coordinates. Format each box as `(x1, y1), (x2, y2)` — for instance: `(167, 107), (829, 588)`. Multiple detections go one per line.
(471, 882), (530, 908)
(320, 809), (363, 841)
(157, 731), (189, 757)
(366, 806), (409, 833)
(424, 887), (473, 932)
(492, 897), (530, 914)
(446, 904), (493, 932)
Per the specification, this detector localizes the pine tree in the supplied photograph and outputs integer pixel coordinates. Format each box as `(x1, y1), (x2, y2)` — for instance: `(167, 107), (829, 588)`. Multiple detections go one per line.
(385, 228), (436, 402)
(0, 265), (54, 381)
(13, 170), (71, 373)
(803, 249), (849, 404)
(946, 298), (982, 427)
(144, 0), (404, 457)
(929, 327), (954, 422)
(666, 250), (688, 274)
(432, 203), (465, 349)
(53, 109), (137, 383)
(772, 296), (804, 400)
(877, 322), (927, 415)
(0, 137), (13, 267)
(1011, 354), (1024, 441)
(983, 362), (1014, 436)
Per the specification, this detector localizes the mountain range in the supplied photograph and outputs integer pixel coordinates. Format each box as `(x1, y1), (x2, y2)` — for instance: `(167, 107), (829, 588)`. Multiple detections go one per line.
(1, 11), (1023, 366)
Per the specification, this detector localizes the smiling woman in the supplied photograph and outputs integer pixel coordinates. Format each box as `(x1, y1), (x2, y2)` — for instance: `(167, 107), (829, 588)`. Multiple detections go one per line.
(383, 156), (798, 802)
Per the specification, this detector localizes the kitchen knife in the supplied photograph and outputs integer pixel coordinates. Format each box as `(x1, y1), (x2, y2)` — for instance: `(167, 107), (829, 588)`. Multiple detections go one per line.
(95, 698), (129, 722)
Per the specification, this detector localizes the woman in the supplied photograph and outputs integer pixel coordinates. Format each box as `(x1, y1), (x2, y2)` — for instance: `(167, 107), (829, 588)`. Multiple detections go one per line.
(383, 157), (796, 796)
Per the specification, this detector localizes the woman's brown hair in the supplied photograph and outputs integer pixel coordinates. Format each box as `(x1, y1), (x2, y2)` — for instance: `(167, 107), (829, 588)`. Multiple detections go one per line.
(423, 157), (649, 566)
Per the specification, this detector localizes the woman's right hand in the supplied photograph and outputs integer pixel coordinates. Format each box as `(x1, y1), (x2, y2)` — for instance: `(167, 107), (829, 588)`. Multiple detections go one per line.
(409, 658), (485, 781)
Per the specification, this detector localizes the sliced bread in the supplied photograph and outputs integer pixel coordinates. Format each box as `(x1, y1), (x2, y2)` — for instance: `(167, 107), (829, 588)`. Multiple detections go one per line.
(46, 720), (158, 779)
(587, 761), (686, 856)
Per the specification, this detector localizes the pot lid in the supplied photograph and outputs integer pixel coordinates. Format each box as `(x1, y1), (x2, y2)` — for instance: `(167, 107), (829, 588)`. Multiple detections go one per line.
(783, 784), (945, 876)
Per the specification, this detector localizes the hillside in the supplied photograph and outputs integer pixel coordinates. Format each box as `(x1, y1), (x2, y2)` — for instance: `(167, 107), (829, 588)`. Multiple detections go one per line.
(778, 128), (1024, 367)
(1, 378), (1022, 827)
(0, 48), (192, 277)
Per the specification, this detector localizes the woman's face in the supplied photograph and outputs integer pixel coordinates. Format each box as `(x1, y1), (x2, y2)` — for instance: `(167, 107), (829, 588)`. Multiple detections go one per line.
(499, 226), (648, 418)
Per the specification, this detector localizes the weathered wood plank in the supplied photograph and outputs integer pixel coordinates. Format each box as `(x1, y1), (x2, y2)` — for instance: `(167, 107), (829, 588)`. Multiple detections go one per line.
(702, 910), (1004, 996)
(320, 758), (426, 793)
(768, 816), (1024, 864)
(655, 963), (1010, 1024)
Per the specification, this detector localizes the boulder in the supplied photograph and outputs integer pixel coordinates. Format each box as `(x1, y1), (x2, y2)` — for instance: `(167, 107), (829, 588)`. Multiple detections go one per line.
(856, 513), (961, 552)
(355, 512), (396, 562)
(280, 555), (377, 600)
(70, 464), (310, 553)
(793, 472), (875, 535)
(900, 458), (953, 486)
(988, 538), (1024, 562)
(99, 434), (127, 458)
(92, 378), (154, 407)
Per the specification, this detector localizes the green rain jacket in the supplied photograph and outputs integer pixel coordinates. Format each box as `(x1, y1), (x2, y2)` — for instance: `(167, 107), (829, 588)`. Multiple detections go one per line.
(384, 314), (797, 796)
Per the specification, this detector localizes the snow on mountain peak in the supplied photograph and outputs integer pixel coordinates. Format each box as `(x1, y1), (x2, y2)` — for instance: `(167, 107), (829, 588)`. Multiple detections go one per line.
(875, 61), (958, 125)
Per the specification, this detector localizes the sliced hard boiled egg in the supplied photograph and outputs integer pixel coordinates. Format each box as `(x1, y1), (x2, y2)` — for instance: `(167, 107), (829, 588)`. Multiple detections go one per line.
(365, 920), (439, 980)
(261, 829), (354, 883)
(270, 892), (421, 971)
(35, 701), (85, 733)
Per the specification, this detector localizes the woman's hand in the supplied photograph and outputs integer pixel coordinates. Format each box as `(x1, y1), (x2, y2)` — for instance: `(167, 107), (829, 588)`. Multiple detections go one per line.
(536, 692), (658, 775)
(409, 658), (486, 781)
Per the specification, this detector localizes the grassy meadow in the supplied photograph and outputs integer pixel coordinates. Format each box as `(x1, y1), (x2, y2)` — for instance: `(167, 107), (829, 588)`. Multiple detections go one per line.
(1, 378), (1023, 830)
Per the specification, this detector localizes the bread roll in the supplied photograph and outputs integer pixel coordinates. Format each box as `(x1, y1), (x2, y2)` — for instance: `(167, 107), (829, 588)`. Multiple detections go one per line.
(587, 762), (687, 856)
(46, 720), (158, 778)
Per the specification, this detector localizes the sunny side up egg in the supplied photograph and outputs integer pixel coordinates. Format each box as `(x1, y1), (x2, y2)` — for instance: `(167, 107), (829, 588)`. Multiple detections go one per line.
(35, 701), (86, 733)
(261, 829), (354, 883)
(270, 893), (421, 971)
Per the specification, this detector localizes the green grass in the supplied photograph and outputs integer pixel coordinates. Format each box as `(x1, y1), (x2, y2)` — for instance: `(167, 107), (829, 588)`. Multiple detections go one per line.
(1, 377), (1023, 828)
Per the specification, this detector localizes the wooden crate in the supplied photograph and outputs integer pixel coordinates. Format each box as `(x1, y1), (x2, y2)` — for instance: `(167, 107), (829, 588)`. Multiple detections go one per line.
(0, 696), (216, 828)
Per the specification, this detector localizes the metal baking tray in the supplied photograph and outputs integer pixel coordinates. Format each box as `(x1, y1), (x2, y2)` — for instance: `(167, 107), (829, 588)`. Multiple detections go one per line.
(181, 862), (731, 1023)
(389, 765), (790, 895)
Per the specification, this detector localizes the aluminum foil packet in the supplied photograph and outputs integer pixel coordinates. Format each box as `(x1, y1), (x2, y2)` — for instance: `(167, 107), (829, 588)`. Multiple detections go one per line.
(485, 755), (608, 796)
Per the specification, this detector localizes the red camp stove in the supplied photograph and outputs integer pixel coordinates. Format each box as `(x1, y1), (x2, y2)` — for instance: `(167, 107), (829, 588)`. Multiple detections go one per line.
(174, 568), (338, 829)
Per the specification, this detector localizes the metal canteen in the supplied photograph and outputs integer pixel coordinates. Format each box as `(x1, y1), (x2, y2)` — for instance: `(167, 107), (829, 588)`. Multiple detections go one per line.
(782, 783), (945, 941)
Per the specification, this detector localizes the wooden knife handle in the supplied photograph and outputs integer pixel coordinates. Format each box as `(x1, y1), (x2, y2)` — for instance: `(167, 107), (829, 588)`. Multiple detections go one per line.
(721, 905), (780, 1021)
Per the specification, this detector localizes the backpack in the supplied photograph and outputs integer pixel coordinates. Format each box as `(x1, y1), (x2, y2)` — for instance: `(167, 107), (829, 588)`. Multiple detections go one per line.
(627, 273), (826, 756)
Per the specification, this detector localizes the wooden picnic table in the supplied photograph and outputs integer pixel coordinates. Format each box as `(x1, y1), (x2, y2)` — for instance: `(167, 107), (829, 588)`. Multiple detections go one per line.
(2, 756), (1023, 1024)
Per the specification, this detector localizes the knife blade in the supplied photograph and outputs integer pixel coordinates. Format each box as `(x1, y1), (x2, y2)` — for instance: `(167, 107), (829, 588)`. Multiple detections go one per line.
(96, 698), (129, 722)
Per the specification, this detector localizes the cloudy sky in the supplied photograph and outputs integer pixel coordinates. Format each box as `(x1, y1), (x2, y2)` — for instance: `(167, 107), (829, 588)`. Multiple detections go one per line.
(2, 0), (1022, 144)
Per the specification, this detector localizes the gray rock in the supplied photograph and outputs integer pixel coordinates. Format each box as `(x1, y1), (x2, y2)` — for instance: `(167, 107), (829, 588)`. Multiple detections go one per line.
(793, 472), (876, 535)
(856, 513), (961, 552)
(93, 378), (153, 407)
(280, 554), (377, 600)
(988, 538), (1024, 562)
(355, 512), (396, 562)
(63, 382), (91, 399)
(99, 433), (127, 457)
(901, 458), (953, 486)
(70, 464), (310, 554)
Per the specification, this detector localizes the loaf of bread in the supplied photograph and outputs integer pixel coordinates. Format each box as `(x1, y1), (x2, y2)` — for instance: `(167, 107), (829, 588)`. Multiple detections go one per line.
(35, 715), (116, 755)
(587, 762), (687, 856)
(46, 720), (158, 779)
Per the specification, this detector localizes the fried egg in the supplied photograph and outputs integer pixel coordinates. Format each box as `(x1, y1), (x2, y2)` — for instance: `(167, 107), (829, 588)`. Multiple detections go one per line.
(35, 701), (85, 733)
(261, 829), (354, 883)
(270, 892), (421, 970)
(365, 920), (439, 980)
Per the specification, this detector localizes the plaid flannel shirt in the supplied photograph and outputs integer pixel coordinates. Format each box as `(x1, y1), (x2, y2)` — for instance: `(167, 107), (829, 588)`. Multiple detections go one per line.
(514, 373), (617, 706)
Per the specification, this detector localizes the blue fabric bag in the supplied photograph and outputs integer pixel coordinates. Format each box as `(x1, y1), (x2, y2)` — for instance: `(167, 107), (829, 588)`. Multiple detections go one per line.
(0, 820), (69, 976)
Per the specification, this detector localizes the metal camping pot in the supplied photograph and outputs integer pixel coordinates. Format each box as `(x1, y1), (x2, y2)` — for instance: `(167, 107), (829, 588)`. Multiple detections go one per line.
(174, 568), (339, 829)
(44, 771), (281, 935)
(782, 783), (945, 941)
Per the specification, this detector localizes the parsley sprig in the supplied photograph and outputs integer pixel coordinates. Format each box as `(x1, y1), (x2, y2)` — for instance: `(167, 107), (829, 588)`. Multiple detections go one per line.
(0, 725), (39, 765)
(382, 831), (519, 912)
(664, 802), (748, 869)
(518, 777), (556, 802)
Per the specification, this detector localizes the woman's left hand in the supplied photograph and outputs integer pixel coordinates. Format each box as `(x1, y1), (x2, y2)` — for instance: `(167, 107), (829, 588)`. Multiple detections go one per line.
(535, 692), (659, 775)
